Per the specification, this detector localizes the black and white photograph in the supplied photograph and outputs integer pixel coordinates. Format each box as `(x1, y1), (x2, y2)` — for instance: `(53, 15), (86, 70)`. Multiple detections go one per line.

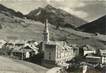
(0, 0), (105, 73)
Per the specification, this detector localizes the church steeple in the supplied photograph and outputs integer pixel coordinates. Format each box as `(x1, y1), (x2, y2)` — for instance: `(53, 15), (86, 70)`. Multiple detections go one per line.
(43, 19), (49, 43)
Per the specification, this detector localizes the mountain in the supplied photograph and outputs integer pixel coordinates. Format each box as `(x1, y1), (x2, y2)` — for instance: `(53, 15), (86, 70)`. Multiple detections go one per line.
(27, 5), (87, 29)
(0, 4), (24, 18)
(0, 4), (105, 49)
(78, 15), (106, 35)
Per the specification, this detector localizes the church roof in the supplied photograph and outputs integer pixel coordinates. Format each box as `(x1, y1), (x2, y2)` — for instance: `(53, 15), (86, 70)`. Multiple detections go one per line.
(46, 41), (66, 46)
(46, 41), (72, 51)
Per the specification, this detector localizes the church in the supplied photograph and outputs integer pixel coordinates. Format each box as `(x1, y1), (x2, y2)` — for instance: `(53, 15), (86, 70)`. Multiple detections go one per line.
(42, 19), (75, 67)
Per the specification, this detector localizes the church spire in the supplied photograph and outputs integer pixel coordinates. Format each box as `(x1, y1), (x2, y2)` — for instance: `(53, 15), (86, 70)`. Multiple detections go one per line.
(43, 19), (49, 43)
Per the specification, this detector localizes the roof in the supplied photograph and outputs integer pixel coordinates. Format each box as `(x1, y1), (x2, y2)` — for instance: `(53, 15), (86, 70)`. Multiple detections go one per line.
(46, 41), (65, 46)
(0, 40), (6, 44)
(100, 50), (106, 56)
(100, 50), (106, 53)
(45, 41), (72, 51)
(46, 41), (70, 47)
(86, 56), (101, 59)
(12, 49), (32, 53)
(86, 53), (101, 59)
(12, 43), (38, 53)
(7, 40), (26, 45)
(83, 45), (95, 51)
(24, 44), (39, 52)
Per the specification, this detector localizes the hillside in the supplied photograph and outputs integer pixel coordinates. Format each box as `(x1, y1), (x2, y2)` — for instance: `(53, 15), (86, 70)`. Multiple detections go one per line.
(78, 15), (106, 35)
(0, 4), (24, 18)
(27, 5), (87, 29)
(0, 56), (48, 73)
(0, 4), (105, 49)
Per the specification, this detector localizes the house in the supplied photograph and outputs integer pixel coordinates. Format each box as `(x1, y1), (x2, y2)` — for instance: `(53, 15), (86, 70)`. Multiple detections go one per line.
(1, 41), (15, 55)
(14, 41), (25, 49)
(25, 41), (39, 54)
(0, 40), (7, 55)
(82, 45), (96, 56)
(0, 40), (6, 48)
(70, 44), (79, 56)
(99, 50), (106, 64)
(12, 43), (39, 60)
(42, 19), (74, 67)
(12, 48), (24, 59)
(5, 41), (14, 49)
(24, 44), (39, 55)
(85, 53), (101, 65)
(26, 40), (38, 46)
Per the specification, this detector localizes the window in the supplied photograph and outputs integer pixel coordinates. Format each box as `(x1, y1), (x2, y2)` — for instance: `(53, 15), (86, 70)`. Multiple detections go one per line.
(49, 52), (51, 60)
(45, 44), (56, 49)
(103, 57), (106, 63)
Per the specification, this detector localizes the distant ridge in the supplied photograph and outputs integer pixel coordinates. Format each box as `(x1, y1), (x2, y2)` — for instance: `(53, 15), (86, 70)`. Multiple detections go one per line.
(27, 4), (87, 29)
(0, 4), (24, 18)
(78, 15), (106, 35)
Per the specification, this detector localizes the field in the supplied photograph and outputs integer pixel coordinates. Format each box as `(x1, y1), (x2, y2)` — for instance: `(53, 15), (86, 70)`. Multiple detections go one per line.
(0, 12), (105, 49)
(0, 56), (48, 73)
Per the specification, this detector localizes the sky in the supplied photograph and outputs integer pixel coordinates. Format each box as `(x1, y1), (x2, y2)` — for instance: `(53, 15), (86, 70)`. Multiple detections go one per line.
(0, 0), (106, 22)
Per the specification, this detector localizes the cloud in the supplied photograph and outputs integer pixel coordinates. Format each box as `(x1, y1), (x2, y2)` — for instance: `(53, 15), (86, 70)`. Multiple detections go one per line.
(0, 0), (87, 14)
(0, 0), (105, 21)
(0, 0), (46, 14)
(60, 7), (88, 18)
(45, 0), (89, 20)
(46, 0), (86, 8)
(74, 1), (106, 21)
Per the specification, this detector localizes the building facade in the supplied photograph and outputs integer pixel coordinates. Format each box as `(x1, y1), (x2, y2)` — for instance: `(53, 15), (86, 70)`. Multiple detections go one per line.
(42, 19), (74, 67)
(82, 45), (96, 56)
(99, 50), (106, 64)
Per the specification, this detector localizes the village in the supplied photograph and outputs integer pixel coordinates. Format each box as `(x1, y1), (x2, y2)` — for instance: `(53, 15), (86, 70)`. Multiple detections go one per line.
(0, 19), (105, 73)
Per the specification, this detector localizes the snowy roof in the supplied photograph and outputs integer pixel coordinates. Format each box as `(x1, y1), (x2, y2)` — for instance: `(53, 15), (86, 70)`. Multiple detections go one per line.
(86, 53), (101, 59)
(83, 44), (95, 51)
